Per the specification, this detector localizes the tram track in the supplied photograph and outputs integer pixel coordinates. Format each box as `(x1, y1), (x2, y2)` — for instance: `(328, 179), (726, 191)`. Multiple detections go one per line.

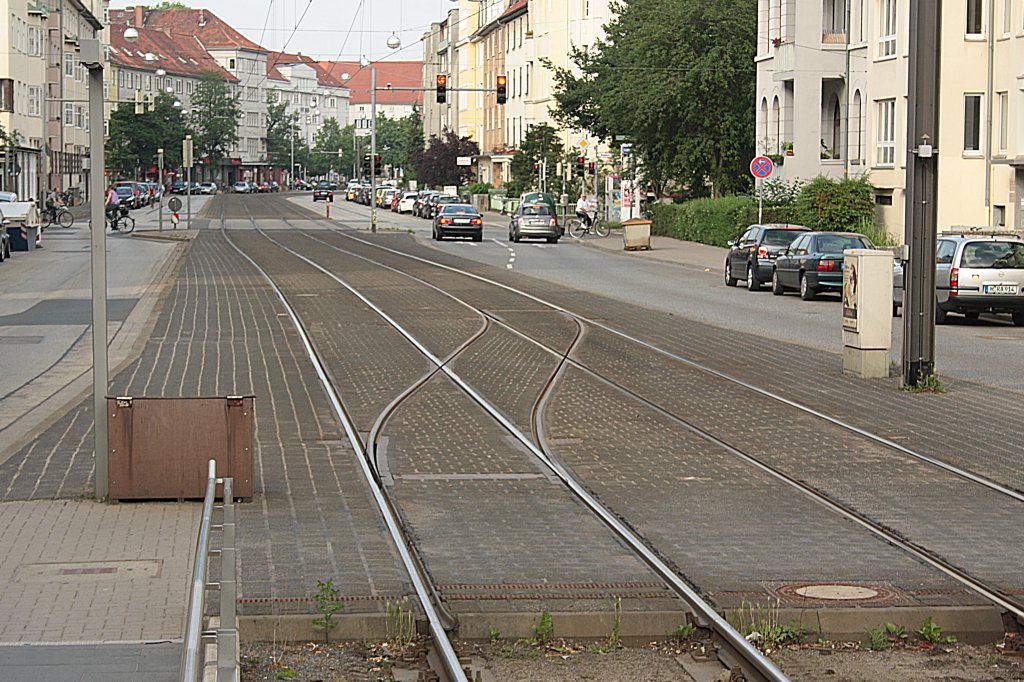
(265, 216), (1024, 625)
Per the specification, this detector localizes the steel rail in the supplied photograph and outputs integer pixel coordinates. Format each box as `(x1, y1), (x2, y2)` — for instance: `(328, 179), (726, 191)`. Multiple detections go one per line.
(180, 459), (217, 682)
(220, 221), (468, 682)
(252, 227), (789, 682)
(288, 222), (1024, 623)
(328, 228), (1024, 505)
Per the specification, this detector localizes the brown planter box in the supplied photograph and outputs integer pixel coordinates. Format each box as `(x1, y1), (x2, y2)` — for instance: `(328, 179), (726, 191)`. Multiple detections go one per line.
(108, 396), (254, 501)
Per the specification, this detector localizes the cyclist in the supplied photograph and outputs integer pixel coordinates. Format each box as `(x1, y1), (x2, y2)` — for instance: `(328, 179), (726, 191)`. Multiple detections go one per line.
(575, 194), (593, 228)
(45, 187), (63, 223)
(104, 185), (120, 227)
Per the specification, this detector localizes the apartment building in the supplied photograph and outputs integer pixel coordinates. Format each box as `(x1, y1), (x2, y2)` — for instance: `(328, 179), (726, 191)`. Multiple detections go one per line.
(0, 0), (48, 202)
(422, 10), (459, 141)
(323, 61), (422, 140)
(266, 52), (349, 151)
(756, 0), (1024, 236)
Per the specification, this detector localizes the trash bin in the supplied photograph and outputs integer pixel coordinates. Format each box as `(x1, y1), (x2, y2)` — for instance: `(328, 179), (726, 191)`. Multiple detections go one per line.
(622, 218), (652, 251)
(0, 202), (41, 251)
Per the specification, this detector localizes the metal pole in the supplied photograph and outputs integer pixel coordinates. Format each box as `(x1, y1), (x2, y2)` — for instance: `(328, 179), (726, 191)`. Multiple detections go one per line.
(902, 0), (941, 387)
(84, 49), (108, 500)
(157, 149), (164, 232)
(290, 119), (295, 189)
(371, 66), (377, 233)
(185, 135), (192, 230)
(758, 177), (763, 223)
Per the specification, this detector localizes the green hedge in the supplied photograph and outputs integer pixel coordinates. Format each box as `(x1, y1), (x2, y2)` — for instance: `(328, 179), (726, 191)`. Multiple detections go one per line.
(650, 175), (877, 247)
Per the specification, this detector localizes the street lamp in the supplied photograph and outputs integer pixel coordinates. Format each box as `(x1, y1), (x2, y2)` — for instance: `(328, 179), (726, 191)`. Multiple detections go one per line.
(386, 33), (401, 50)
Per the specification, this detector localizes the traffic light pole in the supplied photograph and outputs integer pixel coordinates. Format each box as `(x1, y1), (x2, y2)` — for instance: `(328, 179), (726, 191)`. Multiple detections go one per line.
(902, 0), (941, 387)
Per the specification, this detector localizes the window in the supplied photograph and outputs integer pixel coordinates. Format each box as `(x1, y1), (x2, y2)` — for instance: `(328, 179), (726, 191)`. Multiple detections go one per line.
(28, 26), (41, 56)
(963, 94), (982, 152)
(0, 79), (11, 112)
(187, 81), (193, 95)
(175, 79), (182, 93)
(879, 0), (896, 56)
(936, 240), (956, 264)
(145, 75), (151, 91)
(994, 205), (1006, 226)
(75, 106), (84, 128)
(118, 71), (124, 88)
(64, 101), (74, 125)
(1003, 0), (1012, 34)
(876, 98), (896, 166)
(64, 52), (74, 77)
(998, 92), (1008, 152)
(228, 58), (236, 70)
(27, 85), (41, 116)
(966, 0), (983, 34)
(328, 97), (336, 108)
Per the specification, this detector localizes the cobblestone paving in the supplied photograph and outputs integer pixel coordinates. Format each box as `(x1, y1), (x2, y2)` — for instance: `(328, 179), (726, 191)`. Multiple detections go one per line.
(384, 376), (677, 613)
(0, 229), (411, 615)
(544, 368), (970, 606)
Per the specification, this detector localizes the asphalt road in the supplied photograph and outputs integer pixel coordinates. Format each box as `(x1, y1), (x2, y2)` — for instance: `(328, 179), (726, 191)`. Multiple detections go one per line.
(314, 195), (1024, 392)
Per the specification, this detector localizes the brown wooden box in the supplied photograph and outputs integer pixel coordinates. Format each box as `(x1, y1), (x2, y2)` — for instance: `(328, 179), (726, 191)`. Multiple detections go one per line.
(108, 396), (254, 500)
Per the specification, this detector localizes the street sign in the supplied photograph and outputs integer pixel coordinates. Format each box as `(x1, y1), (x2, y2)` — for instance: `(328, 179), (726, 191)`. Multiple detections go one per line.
(579, 139), (589, 148)
(168, 197), (182, 212)
(621, 144), (633, 156)
(750, 156), (774, 179)
(456, 156), (473, 166)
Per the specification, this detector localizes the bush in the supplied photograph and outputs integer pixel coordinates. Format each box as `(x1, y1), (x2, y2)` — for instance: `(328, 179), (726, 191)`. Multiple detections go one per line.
(464, 182), (494, 196)
(794, 175), (875, 231)
(651, 196), (754, 247)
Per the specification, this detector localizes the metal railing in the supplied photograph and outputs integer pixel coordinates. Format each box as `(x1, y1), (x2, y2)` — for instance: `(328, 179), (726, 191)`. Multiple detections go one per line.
(181, 459), (238, 682)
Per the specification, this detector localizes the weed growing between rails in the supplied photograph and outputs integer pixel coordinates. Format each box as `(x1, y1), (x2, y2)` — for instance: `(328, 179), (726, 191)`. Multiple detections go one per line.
(728, 599), (808, 654)
(311, 579), (341, 642)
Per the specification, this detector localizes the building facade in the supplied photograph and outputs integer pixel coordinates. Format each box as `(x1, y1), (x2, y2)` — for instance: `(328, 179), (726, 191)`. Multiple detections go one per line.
(422, 11), (459, 141)
(755, 0), (1024, 236)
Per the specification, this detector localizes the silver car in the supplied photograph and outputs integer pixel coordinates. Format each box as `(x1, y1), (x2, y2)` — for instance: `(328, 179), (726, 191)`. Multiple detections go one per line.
(508, 202), (560, 243)
(935, 234), (1024, 325)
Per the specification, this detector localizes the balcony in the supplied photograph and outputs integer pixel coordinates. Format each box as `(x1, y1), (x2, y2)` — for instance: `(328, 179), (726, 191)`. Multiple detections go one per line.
(772, 43), (796, 77)
(822, 32), (847, 46)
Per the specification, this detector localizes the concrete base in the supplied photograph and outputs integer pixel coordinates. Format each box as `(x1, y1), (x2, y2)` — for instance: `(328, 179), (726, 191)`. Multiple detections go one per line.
(842, 346), (890, 379)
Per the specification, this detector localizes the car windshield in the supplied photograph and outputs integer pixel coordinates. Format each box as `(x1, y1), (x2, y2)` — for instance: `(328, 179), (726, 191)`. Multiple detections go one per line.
(441, 205), (476, 214)
(962, 241), (1024, 268)
(763, 230), (805, 246)
(522, 205), (551, 216)
(817, 235), (870, 253)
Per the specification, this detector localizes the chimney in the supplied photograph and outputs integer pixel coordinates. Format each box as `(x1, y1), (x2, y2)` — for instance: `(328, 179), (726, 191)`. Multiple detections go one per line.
(199, 9), (207, 27)
(134, 5), (144, 28)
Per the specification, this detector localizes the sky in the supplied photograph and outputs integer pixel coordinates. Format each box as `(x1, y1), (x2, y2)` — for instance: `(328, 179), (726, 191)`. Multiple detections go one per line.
(111, 0), (453, 61)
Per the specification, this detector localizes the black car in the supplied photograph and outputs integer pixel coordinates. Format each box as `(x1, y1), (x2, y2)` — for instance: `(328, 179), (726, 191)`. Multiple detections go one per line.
(430, 195), (460, 219)
(725, 223), (811, 291)
(313, 181), (334, 202)
(772, 231), (875, 300)
(433, 203), (483, 241)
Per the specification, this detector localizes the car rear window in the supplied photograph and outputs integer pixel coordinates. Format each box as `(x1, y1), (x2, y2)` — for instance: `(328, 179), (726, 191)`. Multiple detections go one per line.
(818, 235), (871, 253)
(442, 205), (476, 214)
(522, 205), (551, 216)
(962, 241), (1024, 268)
(763, 229), (805, 247)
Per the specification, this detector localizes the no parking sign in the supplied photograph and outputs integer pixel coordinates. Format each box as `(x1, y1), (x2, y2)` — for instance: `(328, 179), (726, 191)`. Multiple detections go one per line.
(750, 156), (774, 179)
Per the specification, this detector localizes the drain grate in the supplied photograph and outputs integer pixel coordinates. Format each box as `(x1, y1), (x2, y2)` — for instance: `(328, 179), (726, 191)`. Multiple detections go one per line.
(766, 581), (910, 606)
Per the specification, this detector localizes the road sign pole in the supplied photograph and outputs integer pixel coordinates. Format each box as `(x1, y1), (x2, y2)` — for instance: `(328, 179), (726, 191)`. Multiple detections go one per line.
(758, 177), (763, 223)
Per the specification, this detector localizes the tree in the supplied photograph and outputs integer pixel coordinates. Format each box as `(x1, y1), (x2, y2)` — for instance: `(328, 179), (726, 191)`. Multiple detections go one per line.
(410, 131), (478, 188)
(546, 0), (756, 197)
(507, 123), (564, 195)
(188, 71), (241, 170)
(106, 91), (186, 177)
(310, 117), (346, 175)
(373, 112), (423, 180)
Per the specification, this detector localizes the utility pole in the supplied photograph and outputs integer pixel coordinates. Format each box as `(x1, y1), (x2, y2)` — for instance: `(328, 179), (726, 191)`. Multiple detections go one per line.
(157, 148), (164, 232)
(902, 0), (942, 387)
(290, 117), (295, 189)
(184, 135), (193, 230)
(370, 66), (377, 233)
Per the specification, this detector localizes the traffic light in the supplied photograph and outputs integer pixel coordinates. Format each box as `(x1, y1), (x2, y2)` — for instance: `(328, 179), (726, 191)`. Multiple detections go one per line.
(532, 162), (540, 172)
(362, 154), (382, 176)
(574, 156), (586, 177)
(588, 161), (596, 174)
(436, 74), (447, 104)
(496, 75), (507, 105)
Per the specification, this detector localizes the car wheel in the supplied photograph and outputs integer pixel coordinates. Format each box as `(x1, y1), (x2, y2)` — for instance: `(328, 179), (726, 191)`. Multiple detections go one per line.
(437, 229), (445, 241)
(746, 264), (761, 291)
(473, 232), (483, 242)
(963, 311), (980, 321)
(725, 260), (737, 287)
(512, 230), (521, 243)
(771, 269), (785, 296)
(508, 229), (514, 242)
(799, 274), (815, 300)
(935, 304), (947, 324)
(1012, 311), (1024, 327)
(547, 237), (558, 244)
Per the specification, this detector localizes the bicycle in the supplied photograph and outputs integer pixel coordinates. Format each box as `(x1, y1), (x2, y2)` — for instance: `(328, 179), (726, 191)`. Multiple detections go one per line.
(41, 206), (74, 229)
(106, 207), (135, 233)
(566, 211), (609, 239)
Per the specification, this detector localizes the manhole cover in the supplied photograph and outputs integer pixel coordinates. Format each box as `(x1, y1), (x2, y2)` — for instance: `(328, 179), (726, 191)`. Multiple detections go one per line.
(794, 584), (879, 601)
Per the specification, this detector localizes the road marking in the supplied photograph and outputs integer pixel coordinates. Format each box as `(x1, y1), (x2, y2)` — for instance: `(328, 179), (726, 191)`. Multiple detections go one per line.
(491, 238), (516, 270)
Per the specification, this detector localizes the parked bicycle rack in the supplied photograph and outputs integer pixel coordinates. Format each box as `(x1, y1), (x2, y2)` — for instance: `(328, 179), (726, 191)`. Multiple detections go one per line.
(181, 460), (239, 682)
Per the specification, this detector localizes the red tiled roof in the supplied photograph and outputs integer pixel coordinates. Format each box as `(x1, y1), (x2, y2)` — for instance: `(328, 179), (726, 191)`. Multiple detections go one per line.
(267, 52), (348, 88)
(108, 23), (237, 81)
(500, 0), (529, 21)
(109, 8), (266, 52)
(318, 61), (423, 106)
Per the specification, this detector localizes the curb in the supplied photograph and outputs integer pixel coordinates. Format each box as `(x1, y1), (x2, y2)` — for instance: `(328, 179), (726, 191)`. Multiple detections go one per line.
(239, 605), (1005, 645)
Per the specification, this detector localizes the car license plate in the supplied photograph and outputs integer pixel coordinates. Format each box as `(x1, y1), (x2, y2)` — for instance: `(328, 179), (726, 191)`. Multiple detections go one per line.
(984, 284), (1019, 295)
(454, 218), (469, 225)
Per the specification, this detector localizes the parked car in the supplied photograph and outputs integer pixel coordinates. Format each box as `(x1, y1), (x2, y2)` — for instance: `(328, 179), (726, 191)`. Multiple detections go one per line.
(346, 182), (361, 201)
(231, 182), (249, 193)
(433, 203), (483, 241)
(390, 192), (401, 212)
(509, 201), (559, 243)
(414, 191), (436, 217)
(772, 232), (875, 300)
(725, 224), (811, 291)
(0, 191), (18, 202)
(933, 233), (1024, 325)
(430, 195), (460, 219)
(114, 185), (138, 209)
(313, 181), (334, 202)
(169, 181), (187, 194)
(397, 191), (419, 214)
(199, 182), (217, 195)
(381, 188), (399, 209)
(257, 182), (272, 193)
(269, 181), (280, 192)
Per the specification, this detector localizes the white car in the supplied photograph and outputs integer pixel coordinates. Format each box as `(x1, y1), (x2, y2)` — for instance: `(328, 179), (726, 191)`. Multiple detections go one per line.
(199, 182), (217, 195)
(232, 182), (250, 193)
(397, 191), (419, 214)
